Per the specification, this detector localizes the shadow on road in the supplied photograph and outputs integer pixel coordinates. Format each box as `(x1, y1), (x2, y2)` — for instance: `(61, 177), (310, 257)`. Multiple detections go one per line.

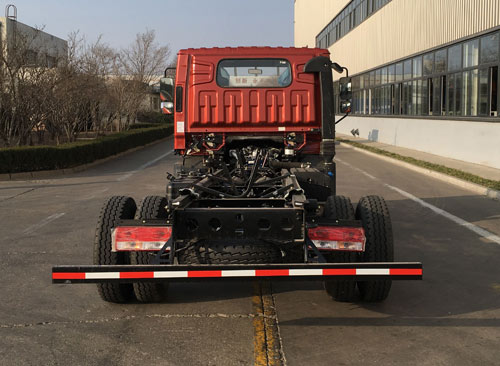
(279, 316), (500, 328)
(275, 195), (500, 326)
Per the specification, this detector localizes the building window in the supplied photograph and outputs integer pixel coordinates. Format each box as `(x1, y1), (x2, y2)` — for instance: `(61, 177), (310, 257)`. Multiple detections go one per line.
(479, 68), (489, 115)
(46, 55), (57, 68)
(375, 69), (381, 85)
(435, 49), (447, 73)
(316, 0), (391, 48)
(348, 29), (500, 120)
(25, 50), (38, 66)
(423, 52), (434, 75)
(413, 56), (422, 78)
(402, 82), (411, 115)
(388, 64), (395, 83)
(454, 72), (463, 116)
(381, 67), (388, 85)
(448, 44), (462, 72)
(480, 32), (499, 64)
(395, 62), (403, 82)
(432, 77), (441, 116)
(462, 71), (471, 115)
(421, 78), (429, 114)
(463, 39), (479, 68)
(471, 69), (479, 116)
(363, 73), (369, 89)
(403, 59), (412, 80)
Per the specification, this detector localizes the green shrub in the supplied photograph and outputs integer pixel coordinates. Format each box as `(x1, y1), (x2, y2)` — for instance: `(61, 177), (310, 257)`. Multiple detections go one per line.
(129, 123), (159, 130)
(0, 125), (174, 174)
(136, 111), (173, 124)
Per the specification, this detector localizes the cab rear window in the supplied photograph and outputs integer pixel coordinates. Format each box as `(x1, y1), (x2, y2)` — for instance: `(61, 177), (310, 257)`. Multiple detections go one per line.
(217, 59), (292, 88)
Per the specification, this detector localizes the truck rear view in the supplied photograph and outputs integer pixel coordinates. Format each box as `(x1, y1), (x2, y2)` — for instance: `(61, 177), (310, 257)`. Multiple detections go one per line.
(53, 47), (422, 303)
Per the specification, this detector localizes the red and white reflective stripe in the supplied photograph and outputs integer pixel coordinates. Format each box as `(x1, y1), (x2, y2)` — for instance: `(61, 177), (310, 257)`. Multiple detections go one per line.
(52, 268), (422, 280)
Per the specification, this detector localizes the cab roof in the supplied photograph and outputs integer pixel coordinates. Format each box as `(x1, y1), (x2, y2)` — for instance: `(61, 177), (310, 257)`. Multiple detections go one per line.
(177, 46), (330, 58)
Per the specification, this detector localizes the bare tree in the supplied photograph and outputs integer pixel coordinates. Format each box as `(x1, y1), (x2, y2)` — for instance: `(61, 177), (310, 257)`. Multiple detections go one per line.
(76, 33), (117, 134)
(45, 33), (117, 142)
(121, 29), (171, 85)
(0, 26), (55, 146)
(111, 29), (171, 130)
(0, 27), (171, 147)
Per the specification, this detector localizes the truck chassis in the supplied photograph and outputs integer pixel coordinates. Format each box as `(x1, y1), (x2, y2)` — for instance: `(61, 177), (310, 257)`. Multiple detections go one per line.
(52, 48), (422, 304)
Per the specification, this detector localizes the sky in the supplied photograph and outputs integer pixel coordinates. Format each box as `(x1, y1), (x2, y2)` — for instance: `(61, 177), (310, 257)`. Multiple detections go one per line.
(7, 0), (295, 63)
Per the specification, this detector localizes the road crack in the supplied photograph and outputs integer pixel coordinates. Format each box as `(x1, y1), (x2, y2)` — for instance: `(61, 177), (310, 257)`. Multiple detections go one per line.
(0, 188), (36, 203)
(0, 312), (268, 329)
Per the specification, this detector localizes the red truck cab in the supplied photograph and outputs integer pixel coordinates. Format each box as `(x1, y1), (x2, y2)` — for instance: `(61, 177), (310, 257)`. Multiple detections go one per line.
(164, 47), (330, 155)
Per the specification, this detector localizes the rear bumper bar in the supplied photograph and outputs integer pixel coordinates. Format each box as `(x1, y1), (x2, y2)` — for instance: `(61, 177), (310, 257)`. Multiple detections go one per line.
(52, 262), (422, 284)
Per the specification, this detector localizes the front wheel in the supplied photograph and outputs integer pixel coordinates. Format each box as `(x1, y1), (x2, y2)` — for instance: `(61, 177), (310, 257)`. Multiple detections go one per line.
(356, 195), (394, 302)
(93, 196), (137, 303)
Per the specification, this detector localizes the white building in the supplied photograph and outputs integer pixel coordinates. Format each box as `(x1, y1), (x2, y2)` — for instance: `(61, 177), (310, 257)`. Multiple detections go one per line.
(0, 15), (67, 67)
(295, 0), (500, 169)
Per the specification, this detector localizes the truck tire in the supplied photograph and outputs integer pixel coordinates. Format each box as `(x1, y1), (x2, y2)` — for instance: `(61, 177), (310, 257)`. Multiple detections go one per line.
(323, 195), (358, 302)
(356, 195), (394, 302)
(94, 196), (137, 303)
(131, 196), (169, 303)
(179, 241), (282, 265)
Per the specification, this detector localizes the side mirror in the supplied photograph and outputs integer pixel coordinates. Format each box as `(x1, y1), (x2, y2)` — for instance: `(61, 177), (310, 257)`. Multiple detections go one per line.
(161, 101), (174, 115)
(339, 77), (352, 114)
(160, 77), (174, 114)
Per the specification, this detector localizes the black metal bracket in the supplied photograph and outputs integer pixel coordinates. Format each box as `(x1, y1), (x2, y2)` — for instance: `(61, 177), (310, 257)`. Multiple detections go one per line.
(306, 236), (327, 264)
(152, 237), (173, 265)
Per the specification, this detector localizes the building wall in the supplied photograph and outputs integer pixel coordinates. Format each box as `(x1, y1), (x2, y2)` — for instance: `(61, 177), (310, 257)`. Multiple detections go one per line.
(295, 0), (500, 170)
(295, 0), (500, 78)
(294, 0), (341, 48)
(336, 116), (500, 169)
(0, 17), (67, 64)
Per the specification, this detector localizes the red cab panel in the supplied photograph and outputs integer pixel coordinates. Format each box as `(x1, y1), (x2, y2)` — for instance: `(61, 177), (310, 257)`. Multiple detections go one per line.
(174, 47), (329, 150)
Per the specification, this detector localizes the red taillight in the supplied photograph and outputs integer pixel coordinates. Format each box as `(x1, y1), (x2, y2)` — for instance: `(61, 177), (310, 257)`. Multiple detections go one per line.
(112, 226), (172, 252)
(308, 226), (366, 252)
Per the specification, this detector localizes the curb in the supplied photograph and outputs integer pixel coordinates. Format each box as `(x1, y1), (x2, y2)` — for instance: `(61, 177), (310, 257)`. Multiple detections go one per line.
(1, 135), (173, 181)
(339, 142), (500, 201)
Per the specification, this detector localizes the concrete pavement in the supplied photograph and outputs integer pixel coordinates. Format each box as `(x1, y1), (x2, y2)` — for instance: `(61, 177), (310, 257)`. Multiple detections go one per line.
(1, 139), (499, 365)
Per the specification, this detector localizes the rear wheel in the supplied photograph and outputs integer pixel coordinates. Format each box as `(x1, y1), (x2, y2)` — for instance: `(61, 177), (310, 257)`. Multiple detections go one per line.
(131, 196), (169, 303)
(323, 195), (358, 302)
(356, 195), (394, 302)
(94, 196), (137, 303)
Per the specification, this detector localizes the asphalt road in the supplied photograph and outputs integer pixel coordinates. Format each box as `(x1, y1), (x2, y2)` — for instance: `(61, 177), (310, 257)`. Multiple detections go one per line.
(1, 138), (499, 366)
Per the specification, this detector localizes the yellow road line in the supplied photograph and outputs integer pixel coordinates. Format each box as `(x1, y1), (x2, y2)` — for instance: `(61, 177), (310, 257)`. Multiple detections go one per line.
(253, 282), (267, 366)
(253, 282), (284, 366)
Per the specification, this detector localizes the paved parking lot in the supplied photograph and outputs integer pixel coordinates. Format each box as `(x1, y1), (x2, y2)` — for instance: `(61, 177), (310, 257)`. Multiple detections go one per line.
(1, 139), (499, 365)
